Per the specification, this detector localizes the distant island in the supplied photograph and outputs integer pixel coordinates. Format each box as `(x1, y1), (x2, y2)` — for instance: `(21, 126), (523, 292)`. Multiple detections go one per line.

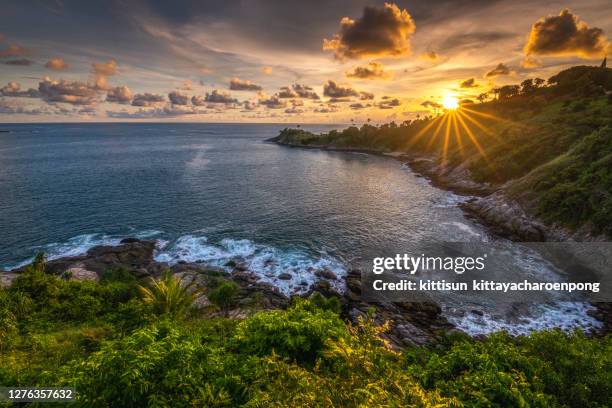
(270, 65), (612, 241)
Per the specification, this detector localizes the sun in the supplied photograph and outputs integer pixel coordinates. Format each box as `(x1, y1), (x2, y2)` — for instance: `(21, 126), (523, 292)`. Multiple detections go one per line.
(442, 95), (459, 110)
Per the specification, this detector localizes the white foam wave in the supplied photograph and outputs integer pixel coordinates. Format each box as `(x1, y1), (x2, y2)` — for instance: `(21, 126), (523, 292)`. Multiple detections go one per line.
(448, 302), (602, 336)
(154, 235), (346, 295)
(5, 233), (123, 270)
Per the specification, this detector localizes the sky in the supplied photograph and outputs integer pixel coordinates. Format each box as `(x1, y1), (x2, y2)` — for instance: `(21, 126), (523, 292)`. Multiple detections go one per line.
(0, 0), (610, 123)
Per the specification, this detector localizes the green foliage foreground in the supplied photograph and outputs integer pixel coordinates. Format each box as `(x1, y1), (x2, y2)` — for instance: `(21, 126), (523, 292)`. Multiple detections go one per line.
(0, 268), (611, 407)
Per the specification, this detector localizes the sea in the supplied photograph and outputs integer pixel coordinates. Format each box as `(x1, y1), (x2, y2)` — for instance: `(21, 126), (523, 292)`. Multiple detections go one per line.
(0, 123), (601, 335)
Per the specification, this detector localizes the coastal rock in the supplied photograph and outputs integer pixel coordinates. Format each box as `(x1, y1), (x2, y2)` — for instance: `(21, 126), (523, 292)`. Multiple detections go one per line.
(62, 265), (99, 281)
(460, 192), (546, 241)
(0, 272), (19, 288)
(315, 269), (338, 280)
(278, 273), (292, 280)
(120, 237), (140, 244)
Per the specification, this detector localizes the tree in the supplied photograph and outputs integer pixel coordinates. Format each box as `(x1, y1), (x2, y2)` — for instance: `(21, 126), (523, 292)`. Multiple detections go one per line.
(521, 78), (535, 94)
(534, 77), (545, 87)
(476, 92), (488, 103)
(137, 271), (200, 318)
(207, 281), (239, 316)
(498, 85), (520, 99)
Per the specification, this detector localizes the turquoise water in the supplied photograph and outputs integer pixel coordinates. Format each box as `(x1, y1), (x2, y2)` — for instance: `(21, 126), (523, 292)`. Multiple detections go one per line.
(0, 123), (600, 334)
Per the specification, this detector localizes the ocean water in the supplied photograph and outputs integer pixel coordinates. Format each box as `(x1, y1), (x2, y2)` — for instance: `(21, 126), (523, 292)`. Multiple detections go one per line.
(0, 123), (600, 334)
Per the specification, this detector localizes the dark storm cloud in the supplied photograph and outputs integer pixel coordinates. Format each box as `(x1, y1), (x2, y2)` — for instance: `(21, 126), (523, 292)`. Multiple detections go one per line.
(229, 78), (263, 91)
(106, 86), (133, 104)
(460, 78), (477, 88)
(1, 81), (40, 98)
(205, 90), (238, 104)
(131, 93), (166, 106)
(168, 90), (190, 105)
(3, 59), (33, 66)
(345, 62), (390, 79)
(323, 3), (416, 59)
(323, 80), (359, 98)
(524, 9), (610, 58)
(38, 78), (98, 105)
(485, 63), (511, 77)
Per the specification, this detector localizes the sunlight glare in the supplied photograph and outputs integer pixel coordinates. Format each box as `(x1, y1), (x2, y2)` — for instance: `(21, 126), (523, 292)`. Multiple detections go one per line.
(442, 95), (459, 110)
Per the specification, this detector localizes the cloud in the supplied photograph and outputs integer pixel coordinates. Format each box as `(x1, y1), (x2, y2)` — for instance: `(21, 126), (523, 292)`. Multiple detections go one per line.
(241, 100), (258, 111)
(314, 106), (338, 113)
(485, 63), (511, 77)
(38, 77), (97, 105)
(0, 44), (29, 58)
(524, 9), (610, 59)
(345, 62), (391, 80)
(1, 81), (40, 98)
(168, 90), (190, 105)
(350, 103), (370, 110)
(323, 80), (359, 98)
(421, 100), (442, 109)
(261, 66), (273, 75)
(205, 90), (238, 104)
(191, 95), (206, 106)
(0, 100), (49, 115)
(229, 78), (263, 91)
(181, 80), (193, 91)
(107, 105), (204, 119)
(359, 91), (374, 100)
(284, 107), (304, 114)
(3, 59), (33, 66)
(278, 86), (297, 98)
(91, 59), (118, 90)
(259, 95), (286, 109)
(377, 98), (400, 109)
(292, 84), (319, 99)
(45, 57), (68, 71)
(420, 50), (440, 61)
(323, 3), (416, 60)
(106, 86), (133, 104)
(521, 56), (542, 68)
(132, 93), (165, 107)
(460, 78), (477, 88)
(278, 84), (319, 99)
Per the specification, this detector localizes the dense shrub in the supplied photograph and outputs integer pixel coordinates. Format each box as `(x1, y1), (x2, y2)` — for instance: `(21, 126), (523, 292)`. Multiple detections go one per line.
(232, 298), (348, 364)
(406, 330), (612, 408)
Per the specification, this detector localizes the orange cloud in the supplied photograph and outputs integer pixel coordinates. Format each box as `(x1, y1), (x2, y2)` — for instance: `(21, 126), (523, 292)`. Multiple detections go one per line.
(45, 57), (69, 71)
(346, 62), (391, 80)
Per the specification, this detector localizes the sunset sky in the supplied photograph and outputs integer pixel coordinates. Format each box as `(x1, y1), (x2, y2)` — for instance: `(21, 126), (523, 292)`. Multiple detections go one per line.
(0, 0), (610, 123)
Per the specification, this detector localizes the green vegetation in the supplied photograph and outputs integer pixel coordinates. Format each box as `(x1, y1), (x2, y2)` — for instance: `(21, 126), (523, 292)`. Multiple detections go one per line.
(271, 65), (612, 236)
(137, 271), (200, 318)
(1, 261), (610, 406)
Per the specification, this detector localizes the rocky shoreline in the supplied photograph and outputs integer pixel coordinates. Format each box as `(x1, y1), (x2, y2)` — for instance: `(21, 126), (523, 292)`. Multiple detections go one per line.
(1, 238), (455, 348)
